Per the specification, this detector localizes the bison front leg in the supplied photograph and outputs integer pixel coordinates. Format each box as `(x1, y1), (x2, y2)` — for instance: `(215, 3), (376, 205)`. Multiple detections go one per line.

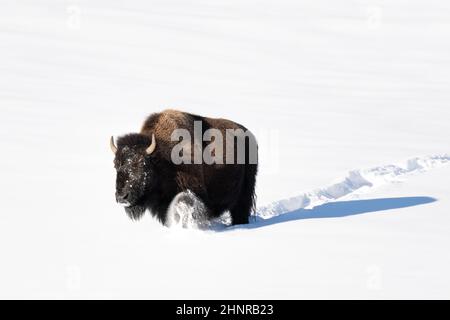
(165, 190), (210, 228)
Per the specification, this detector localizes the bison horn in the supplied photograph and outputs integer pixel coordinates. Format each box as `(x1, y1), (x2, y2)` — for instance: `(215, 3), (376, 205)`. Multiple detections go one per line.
(146, 134), (157, 155)
(110, 136), (118, 154)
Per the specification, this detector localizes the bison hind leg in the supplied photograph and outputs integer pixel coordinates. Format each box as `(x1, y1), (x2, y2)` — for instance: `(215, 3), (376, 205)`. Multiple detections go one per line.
(229, 197), (251, 225)
(229, 185), (255, 225)
(230, 164), (257, 226)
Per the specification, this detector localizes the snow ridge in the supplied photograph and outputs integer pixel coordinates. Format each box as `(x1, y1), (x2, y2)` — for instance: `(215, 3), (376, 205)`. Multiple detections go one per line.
(257, 154), (450, 219)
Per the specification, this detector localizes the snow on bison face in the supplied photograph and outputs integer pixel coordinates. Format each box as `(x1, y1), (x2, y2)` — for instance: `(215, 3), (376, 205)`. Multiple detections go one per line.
(110, 134), (156, 220)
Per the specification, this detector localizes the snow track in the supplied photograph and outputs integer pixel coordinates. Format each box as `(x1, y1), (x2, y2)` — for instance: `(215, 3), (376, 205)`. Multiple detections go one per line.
(167, 154), (450, 229)
(257, 155), (450, 219)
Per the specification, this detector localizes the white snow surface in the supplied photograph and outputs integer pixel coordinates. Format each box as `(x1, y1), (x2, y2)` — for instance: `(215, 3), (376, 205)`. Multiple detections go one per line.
(1, 0), (450, 299)
(258, 155), (450, 218)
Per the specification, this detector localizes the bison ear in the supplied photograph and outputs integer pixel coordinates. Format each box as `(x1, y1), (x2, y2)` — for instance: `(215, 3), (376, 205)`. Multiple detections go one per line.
(110, 136), (118, 154)
(146, 134), (157, 155)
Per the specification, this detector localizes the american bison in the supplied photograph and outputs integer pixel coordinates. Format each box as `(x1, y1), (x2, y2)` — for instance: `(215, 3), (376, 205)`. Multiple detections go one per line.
(110, 109), (258, 226)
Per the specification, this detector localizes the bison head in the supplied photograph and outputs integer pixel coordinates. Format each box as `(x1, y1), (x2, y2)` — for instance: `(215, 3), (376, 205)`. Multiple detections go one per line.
(110, 133), (157, 220)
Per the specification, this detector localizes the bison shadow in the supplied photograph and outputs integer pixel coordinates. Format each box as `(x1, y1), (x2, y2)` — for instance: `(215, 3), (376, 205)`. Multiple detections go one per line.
(224, 196), (437, 231)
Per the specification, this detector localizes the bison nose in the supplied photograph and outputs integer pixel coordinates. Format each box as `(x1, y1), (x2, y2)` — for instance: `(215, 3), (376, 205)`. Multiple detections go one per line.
(116, 192), (130, 204)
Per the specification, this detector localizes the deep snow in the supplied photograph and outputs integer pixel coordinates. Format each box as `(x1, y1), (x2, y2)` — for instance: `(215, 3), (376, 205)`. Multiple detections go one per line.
(0, 0), (449, 299)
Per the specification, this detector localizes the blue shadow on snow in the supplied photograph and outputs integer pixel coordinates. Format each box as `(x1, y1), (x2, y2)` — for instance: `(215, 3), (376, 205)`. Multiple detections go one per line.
(235, 196), (437, 230)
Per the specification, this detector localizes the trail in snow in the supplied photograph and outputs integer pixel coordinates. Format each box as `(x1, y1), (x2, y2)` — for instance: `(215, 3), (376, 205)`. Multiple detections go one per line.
(257, 154), (450, 219)
(167, 154), (449, 229)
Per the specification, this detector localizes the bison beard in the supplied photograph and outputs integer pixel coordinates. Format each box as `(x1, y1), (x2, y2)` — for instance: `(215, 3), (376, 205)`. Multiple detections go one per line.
(124, 202), (146, 220)
(111, 109), (258, 226)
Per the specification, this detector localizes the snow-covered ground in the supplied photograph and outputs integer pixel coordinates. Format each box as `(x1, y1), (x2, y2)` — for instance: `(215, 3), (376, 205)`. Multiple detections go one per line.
(0, 0), (449, 299)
